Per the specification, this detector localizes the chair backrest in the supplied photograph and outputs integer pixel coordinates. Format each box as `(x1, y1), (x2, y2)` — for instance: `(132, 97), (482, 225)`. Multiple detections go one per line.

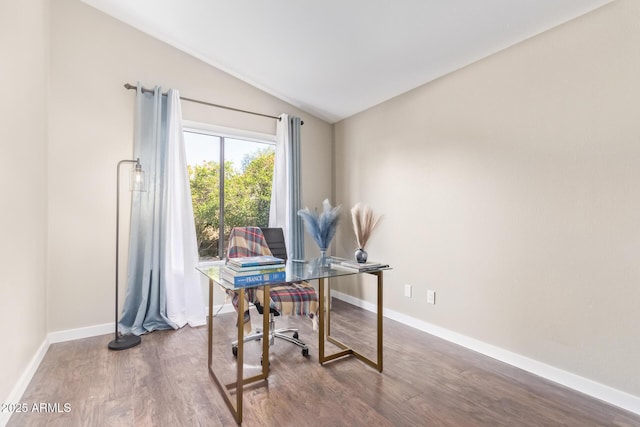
(226, 227), (272, 259)
(260, 228), (288, 261)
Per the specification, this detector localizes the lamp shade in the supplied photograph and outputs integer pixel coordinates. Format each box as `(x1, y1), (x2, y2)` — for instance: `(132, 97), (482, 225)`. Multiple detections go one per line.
(130, 162), (146, 192)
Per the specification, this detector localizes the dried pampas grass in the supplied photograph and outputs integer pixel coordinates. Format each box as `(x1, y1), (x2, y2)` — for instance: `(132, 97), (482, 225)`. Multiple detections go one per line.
(298, 199), (342, 250)
(351, 203), (381, 249)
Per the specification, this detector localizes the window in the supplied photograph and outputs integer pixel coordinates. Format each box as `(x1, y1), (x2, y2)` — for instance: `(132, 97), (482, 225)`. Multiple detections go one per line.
(184, 124), (275, 260)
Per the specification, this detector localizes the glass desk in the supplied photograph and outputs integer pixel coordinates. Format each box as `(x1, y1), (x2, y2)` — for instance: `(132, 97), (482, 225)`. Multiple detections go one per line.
(196, 257), (390, 424)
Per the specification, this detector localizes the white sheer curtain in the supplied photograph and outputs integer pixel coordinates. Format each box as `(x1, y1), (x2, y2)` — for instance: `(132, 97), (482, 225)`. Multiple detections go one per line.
(120, 85), (204, 335)
(163, 91), (206, 328)
(269, 113), (304, 260)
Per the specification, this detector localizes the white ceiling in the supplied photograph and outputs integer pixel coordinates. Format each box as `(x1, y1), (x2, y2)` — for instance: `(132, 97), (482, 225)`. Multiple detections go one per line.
(81, 0), (613, 123)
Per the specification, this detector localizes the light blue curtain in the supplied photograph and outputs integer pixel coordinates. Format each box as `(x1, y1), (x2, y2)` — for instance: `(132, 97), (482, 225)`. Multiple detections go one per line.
(269, 114), (304, 260)
(289, 116), (304, 260)
(119, 85), (176, 335)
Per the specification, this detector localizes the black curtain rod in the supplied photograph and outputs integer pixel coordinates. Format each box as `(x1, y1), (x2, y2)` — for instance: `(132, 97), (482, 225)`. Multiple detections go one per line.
(124, 83), (303, 125)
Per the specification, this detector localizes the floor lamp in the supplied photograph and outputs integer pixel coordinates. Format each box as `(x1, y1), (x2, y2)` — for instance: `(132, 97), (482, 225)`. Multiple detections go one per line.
(108, 158), (145, 351)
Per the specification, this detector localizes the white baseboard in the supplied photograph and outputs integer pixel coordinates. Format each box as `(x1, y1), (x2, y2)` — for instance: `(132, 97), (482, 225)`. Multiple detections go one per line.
(330, 290), (640, 416)
(1, 322), (117, 427)
(1, 338), (50, 427)
(48, 322), (114, 344)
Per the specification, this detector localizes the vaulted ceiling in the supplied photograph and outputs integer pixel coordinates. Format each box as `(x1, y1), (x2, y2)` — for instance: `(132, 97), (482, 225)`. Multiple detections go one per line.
(81, 0), (613, 123)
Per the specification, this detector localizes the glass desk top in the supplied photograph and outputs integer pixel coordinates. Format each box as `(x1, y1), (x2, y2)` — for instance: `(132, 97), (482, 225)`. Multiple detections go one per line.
(196, 256), (390, 291)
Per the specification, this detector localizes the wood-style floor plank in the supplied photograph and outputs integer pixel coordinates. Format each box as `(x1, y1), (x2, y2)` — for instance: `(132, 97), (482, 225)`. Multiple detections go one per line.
(8, 299), (640, 426)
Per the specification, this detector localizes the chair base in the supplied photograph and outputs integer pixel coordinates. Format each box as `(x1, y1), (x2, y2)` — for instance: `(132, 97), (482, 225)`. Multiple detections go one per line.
(232, 313), (309, 357)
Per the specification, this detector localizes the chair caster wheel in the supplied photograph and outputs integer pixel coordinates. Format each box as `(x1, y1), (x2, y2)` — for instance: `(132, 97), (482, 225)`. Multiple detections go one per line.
(232, 346), (238, 358)
(293, 332), (299, 339)
(302, 347), (309, 357)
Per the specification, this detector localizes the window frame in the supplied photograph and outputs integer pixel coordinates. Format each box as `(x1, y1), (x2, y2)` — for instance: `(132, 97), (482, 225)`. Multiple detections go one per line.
(183, 120), (276, 259)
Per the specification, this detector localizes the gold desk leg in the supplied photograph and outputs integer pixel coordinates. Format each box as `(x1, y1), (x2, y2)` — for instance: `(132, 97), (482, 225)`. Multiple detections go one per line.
(207, 282), (271, 424)
(320, 271), (384, 372)
(318, 277), (325, 362)
(319, 276), (352, 364)
(208, 279), (243, 423)
(327, 278), (331, 337)
(235, 288), (245, 422)
(208, 279), (213, 368)
(376, 271), (383, 372)
(261, 285), (270, 378)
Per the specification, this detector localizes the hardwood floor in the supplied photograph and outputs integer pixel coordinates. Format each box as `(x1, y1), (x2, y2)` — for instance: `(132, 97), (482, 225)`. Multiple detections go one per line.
(8, 299), (640, 426)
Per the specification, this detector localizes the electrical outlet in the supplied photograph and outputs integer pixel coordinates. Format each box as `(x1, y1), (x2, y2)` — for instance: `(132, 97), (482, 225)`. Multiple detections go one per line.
(427, 290), (436, 304)
(404, 284), (412, 298)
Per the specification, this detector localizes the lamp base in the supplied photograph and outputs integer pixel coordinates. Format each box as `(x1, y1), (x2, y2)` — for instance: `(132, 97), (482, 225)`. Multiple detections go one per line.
(108, 334), (141, 351)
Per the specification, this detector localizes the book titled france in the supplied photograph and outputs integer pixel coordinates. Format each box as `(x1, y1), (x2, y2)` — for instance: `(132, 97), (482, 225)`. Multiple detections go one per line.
(221, 270), (286, 286)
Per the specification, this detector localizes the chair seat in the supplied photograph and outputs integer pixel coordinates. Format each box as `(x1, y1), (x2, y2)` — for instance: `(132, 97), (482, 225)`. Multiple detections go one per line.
(256, 282), (318, 318)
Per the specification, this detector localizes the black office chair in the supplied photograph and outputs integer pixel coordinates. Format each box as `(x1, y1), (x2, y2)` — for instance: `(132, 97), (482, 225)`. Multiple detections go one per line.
(261, 227), (288, 261)
(228, 227), (316, 357)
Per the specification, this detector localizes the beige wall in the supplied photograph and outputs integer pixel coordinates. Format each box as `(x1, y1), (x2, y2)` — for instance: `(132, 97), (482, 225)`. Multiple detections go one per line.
(47, 0), (333, 332)
(0, 0), (49, 403)
(334, 0), (640, 397)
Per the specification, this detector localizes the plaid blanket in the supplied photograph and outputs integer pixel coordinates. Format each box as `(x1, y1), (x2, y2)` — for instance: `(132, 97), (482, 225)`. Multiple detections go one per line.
(255, 283), (318, 330)
(227, 227), (272, 259)
(226, 227), (318, 333)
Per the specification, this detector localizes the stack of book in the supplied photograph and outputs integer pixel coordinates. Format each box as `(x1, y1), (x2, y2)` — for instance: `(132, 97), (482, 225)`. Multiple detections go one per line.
(334, 260), (389, 272)
(221, 255), (286, 286)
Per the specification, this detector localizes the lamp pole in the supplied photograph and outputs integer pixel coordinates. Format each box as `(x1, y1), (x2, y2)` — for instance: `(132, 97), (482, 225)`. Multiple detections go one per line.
(108, 158), (144, 350)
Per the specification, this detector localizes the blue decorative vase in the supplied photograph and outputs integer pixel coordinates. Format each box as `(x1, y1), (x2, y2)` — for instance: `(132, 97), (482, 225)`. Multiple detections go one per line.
(355, 248), (368, 263)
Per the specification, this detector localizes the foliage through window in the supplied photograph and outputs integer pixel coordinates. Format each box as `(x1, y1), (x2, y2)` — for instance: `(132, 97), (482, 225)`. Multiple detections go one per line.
(185, 129), (275, 260)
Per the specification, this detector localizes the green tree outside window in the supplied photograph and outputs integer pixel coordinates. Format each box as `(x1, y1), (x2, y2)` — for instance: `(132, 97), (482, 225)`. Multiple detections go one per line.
(188, 147), (274, 259)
